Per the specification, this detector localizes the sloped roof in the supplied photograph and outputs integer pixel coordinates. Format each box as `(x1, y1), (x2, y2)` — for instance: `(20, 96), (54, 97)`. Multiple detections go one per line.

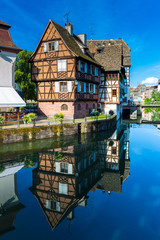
(30, 20), (100, 66)
(52, 21), (100, 65)
(0, 20), (11, 29)
(87, 39), (131, 69)
(0, 20), (21, 52)
(89, 44), (123, 71)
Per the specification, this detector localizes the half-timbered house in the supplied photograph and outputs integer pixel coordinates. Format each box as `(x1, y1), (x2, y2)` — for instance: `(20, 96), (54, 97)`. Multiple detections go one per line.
(29, 20), (101, 119)
(87, 39), (131, 119)
(30, 142), (101, 230)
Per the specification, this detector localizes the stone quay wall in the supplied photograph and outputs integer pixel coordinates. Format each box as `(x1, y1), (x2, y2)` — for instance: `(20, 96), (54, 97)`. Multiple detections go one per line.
(0, 116), (116, 144)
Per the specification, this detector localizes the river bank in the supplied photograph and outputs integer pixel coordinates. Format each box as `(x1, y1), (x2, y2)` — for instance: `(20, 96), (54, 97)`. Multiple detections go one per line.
(0, 115), (116, 144)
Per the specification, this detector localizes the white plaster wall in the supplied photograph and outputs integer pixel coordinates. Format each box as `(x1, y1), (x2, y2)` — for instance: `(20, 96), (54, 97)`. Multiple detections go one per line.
(0, 174), (19, 208)
(104, 103), (122, 120)
(0, 51), (17, 87)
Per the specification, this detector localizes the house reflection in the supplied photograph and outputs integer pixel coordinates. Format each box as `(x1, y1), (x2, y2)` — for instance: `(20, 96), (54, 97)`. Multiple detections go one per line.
(0, 162), (25, 237)
(30, 125), (130, 230)
(93, 124), (130, 194)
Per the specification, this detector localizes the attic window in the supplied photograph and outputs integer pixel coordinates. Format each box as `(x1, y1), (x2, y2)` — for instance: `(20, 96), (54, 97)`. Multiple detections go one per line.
(48, 42), (55, 51)
(44, 41), (59, 52)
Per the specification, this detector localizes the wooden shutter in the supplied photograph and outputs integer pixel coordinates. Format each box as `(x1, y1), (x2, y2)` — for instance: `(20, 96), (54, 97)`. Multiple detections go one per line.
(55, 82), (59, 92)
(90, 65), (92, 74)
(55, 41), (59, 51)
(85, 63), (87, 73)
(79, 60), (81, 71)
(78, 81), (80, 92)
(56, 202), (61, 212)
(88, 83), (90, 93)
(68, 81), (72, 92)
(62, 60), (67, 71)
(44, 42), (48, 52)
(46, 200), (50, 209)
(68, 164), (73, 174)
(84, 82), (86, 92)
(93, 84), (96, 93)
(56, 162), (60, 172)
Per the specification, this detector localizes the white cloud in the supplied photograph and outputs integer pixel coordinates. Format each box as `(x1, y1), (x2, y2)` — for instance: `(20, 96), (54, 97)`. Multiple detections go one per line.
(142, 77), (158, 85)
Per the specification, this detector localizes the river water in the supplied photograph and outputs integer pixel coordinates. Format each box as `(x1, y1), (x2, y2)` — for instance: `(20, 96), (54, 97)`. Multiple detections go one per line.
(0, 122), (160, 240)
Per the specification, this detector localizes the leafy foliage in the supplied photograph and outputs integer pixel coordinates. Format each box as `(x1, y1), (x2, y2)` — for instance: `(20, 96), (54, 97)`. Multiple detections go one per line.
(53, 152), (64, 161)
(0, 115), (5, 124)
(15, 50), (36, 100)
(54, 113), (64, 121)
(90, 110), (99, 117)
(109, 110), (114, 116)
(0, 164), (5, 173)
(24, 156), (37, 168)
(23, 113), (36, 124)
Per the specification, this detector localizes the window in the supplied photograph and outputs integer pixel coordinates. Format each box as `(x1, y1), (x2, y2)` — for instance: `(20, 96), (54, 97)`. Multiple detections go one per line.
(87, 64), (90, 74)
(112, 89), (117, 96)
(60, 163), (68, 173)
(112, 147), (116, 154)
(81, 61), (85, 72)
(61, 104), (68, 111)
(93, 103), (95, 109)
(78, 104), (81, 111)
(59, 183), (68, 195)
(86, 104), (88, 110)
(90, 84), (93, 93)
(48, 42), (55, 51)
(46, 200), (60, 211)
(95, 67), (98, 76)
(58, 60), (67, 72)
(92, 66), (95, 75)
(44, 41), (59, 52)
(80, 82), (84, 92)
(60, 82), (67, 92)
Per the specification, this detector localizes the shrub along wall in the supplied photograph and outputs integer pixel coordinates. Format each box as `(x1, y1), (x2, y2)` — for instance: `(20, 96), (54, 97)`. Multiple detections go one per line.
(0, 116), (116, 144)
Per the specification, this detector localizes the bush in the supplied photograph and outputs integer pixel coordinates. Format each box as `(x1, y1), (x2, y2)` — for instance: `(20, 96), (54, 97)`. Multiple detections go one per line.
(0, 115), (5, 124)
(23, 113), (36, 124)
(0, 164), (5, 173)
(109, 110), (114, 116)
(19, 107), (24, 111)
(54, 113), (64, 121)
(90, 110), (99, 117)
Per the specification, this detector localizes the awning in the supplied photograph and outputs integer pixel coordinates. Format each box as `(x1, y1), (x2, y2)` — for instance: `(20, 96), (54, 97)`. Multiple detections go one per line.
(0, 87), (26, 107)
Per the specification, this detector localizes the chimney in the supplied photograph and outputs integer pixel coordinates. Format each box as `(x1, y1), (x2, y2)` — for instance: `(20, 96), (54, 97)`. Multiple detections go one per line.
(78, 34), (87, 46)
(65, 23), (73, 36)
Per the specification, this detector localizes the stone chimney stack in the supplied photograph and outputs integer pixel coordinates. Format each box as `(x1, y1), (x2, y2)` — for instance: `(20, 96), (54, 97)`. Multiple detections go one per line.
(65, 23), (73, 36)
(78, 34), (87, 46)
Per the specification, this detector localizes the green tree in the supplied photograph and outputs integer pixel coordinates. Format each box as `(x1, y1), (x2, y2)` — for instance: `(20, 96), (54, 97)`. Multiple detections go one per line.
(151, 90), (160, 102)
(15, 50), (37, 101)
(144, 98), (152, 105)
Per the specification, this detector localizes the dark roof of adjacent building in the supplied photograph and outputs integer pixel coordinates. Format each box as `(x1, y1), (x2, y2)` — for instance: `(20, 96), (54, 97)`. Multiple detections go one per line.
(87, 39), (131, 71)
(0, 20), (21, 52)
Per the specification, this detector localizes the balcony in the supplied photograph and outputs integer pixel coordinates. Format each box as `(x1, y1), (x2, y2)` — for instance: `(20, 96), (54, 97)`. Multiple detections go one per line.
(76, 72), (99, 83)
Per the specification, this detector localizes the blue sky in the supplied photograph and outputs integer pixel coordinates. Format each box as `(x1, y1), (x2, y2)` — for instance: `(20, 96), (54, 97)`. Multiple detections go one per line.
(1, 0), (160, 87)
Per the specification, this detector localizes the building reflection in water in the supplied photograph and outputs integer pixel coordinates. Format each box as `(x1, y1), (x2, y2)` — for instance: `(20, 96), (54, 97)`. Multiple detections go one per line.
(30, 123), (130, 231)
(0, 162), (25, 237)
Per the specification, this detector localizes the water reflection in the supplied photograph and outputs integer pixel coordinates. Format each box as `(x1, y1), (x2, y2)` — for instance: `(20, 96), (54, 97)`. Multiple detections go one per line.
(142, 108), (160, 121)
(0, 161), (25, 236)
(29, 123), (130, 231)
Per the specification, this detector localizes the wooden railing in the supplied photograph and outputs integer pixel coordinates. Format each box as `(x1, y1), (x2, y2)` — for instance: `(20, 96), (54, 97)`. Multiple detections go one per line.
(1, 111), (25, 125)
(76, 72), (100, 83)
